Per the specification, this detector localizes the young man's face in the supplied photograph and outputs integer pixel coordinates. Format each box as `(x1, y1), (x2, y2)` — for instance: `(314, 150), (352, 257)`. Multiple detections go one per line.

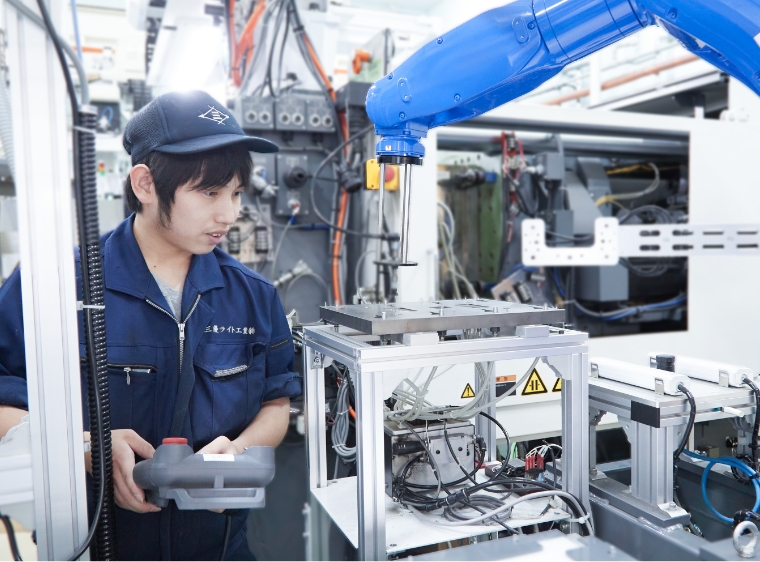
(162, 178), (244, 255)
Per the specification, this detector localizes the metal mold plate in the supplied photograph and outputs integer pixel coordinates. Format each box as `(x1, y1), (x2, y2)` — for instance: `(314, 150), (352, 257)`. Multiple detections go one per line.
(319, 299), (565, 335)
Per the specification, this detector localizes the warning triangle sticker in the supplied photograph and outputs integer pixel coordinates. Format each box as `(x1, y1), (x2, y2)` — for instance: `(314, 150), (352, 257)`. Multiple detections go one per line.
(552, 378), (562, 392)
(521, 369), (548, 396)
(461, 383), (476, 399)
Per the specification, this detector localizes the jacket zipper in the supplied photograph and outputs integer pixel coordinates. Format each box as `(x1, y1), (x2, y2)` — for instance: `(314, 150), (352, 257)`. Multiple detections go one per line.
(145, 294), (202, 378)
(107, 363), (156, 385)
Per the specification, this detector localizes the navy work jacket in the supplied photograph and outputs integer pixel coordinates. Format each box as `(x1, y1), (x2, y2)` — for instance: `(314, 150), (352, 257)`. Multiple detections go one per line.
(0, 216), (302, 560)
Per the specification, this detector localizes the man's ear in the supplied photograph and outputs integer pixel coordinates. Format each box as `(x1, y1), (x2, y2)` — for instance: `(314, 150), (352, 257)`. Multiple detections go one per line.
(130, 164), (155, 207)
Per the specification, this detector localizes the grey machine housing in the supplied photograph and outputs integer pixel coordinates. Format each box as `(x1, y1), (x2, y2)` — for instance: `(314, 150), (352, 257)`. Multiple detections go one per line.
(133, 441), (276, 510)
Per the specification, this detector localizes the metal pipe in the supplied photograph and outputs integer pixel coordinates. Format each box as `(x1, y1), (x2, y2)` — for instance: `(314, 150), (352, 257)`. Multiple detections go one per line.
(545, 54), (699, 106)
(400, 163), (412, 263)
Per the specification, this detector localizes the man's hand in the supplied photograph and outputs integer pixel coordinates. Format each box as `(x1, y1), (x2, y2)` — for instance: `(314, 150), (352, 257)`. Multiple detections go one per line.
(86, 429), (161, 514)
(196, 437), (244, 513)
(197, 436), (244, 456)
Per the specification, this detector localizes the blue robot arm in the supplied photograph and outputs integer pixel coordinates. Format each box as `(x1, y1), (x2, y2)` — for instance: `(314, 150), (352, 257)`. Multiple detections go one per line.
(366, 0), (760, 159)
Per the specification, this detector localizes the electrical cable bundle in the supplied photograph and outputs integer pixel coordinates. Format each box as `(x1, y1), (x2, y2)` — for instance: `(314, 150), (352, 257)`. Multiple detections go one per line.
(331, 370), (356, 474)
(744, 377), (760, 471)
(525, 443), (562, 486)
(391, 418), (592, 536)
(32, 1), (115, 559)
(553, 267), (687, 322)
(595, 163), (661, 207)
(526, 443), (562, 461)
(683, 450), (760, 524)
(437, 201), (477, 299)
(307, 124), (379, 239)
(728, 378), (760, 485)
(671, 383), (760, 527)
(386, 358), (540, 423)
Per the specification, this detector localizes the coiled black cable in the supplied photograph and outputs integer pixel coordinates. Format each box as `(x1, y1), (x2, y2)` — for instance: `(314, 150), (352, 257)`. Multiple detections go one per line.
(78, 108), (116, 561)
(33, 0), (115, 559)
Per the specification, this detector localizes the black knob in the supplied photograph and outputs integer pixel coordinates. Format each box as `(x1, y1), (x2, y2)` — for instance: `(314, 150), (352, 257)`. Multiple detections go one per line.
(284, 167), (308, 189)
(655, 354), (676, 372)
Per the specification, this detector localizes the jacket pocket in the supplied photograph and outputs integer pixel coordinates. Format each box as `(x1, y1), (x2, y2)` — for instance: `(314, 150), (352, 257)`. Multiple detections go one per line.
(107, 363), (157, 385)
(106, 363), (158, 444)
(192, 343), (266, 445)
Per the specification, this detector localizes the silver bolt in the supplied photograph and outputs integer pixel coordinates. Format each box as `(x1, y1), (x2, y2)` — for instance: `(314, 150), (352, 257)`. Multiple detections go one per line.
(668, 501), (677, 510)
(381, 311), (386, 319)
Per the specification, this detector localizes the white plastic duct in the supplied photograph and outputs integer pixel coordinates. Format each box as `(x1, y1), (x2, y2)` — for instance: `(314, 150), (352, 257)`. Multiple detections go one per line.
(591, 357), (690, 396)
(648, 353), (754, 388)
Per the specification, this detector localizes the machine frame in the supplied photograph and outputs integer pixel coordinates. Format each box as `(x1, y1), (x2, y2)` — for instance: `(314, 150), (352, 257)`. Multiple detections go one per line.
(303, 318), (590, 560)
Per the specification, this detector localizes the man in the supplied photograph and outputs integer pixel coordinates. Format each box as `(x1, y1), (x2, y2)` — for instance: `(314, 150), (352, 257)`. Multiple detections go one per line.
(0, 91), (302, 560)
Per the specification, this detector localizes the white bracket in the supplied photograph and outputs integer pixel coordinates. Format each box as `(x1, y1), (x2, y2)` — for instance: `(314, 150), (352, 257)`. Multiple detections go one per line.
(522, 218), (618, 266)
(522, 219), (760, 266)
(618, 223), (760, 257)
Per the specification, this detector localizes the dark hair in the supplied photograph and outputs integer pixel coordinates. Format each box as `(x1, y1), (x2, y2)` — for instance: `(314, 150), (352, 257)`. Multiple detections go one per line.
(125, 144), (253, 227)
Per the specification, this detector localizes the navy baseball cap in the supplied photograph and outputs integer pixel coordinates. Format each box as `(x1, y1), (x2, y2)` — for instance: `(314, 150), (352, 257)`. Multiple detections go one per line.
(123, 90), (278, 165)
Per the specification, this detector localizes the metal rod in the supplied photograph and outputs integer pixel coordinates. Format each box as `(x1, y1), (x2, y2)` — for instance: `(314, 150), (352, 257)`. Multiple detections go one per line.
(375, 163), (386, 301)
(400, 163), (412, 263)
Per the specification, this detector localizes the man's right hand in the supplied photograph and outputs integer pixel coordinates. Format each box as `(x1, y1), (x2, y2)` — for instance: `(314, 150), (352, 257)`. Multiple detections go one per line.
(86, 429), (161, 514)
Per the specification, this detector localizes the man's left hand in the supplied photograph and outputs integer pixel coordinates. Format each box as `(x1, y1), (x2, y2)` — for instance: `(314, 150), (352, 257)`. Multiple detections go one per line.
(196, 436), (244, 513)
(196, 435), (244, 456)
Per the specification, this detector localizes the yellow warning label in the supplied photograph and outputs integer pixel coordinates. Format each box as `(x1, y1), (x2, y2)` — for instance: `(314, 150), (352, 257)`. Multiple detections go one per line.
(553, 378), (562, 392)
(521, 369), (548, 396)
(461, 383), (476, 399)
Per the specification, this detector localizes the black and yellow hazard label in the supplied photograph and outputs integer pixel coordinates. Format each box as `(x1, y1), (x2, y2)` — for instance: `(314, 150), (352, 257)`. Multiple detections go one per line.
(552, 378), (562, 392)
(461, 383), (476, 399)
(521, 369), (548, 395)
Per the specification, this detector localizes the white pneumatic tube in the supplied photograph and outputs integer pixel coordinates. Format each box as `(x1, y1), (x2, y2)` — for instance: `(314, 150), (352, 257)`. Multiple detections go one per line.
(648, 353), (754, 388)
(592, 357), (690, 395)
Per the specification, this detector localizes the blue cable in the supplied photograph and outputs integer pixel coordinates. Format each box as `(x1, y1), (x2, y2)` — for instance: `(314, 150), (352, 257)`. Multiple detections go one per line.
(550, 267), (684, 320)
(683, 450), (760, 524)
(507, 263), (524, 278)
(602, 296), (687, 322)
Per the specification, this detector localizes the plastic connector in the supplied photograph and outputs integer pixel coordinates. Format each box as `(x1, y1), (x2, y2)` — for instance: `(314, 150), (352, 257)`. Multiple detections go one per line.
(525, 454), (545, 473)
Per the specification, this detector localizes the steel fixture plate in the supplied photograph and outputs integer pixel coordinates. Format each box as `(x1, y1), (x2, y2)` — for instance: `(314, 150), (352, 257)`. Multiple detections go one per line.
(319, 299), (565, 335)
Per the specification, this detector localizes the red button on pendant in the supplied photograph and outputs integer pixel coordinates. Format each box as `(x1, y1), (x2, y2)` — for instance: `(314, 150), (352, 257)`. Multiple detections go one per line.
(162, 437), (188, 445)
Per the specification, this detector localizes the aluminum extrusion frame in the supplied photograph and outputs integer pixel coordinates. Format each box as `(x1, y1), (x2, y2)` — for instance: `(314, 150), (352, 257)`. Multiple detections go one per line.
(5, 0), (90, 558)
(304, 324), (589, 560)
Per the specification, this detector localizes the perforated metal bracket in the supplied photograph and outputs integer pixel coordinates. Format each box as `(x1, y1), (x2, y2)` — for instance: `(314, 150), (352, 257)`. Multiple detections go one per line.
(522, 218), (618, 266)
(619, 223), (760, 258)
(522, 219), (760, 266)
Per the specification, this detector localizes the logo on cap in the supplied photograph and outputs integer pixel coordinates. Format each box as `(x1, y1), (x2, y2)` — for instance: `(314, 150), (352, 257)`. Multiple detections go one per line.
(199, 106), (229, 125)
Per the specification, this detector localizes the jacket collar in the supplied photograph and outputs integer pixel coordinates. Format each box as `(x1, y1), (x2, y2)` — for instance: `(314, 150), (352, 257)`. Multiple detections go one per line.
(104, 215), (225, 300)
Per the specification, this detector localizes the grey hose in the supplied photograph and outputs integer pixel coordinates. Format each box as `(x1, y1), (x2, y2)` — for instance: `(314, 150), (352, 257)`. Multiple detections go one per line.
(331, 371), (356, 462)
(5, 0), (89, 105)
